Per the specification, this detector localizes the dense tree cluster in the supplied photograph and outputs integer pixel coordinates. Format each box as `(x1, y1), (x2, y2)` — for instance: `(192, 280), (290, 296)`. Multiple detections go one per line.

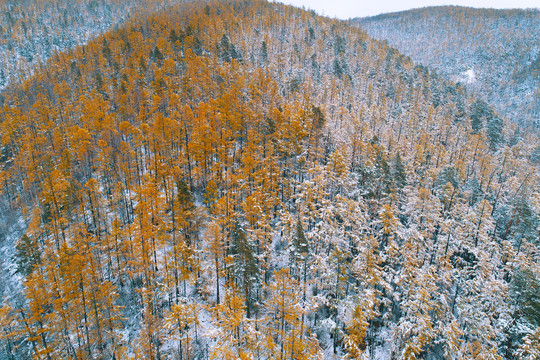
(0, 0), (182, 90)
(0, 0), (539, 358)
(356, 6), (540, 129)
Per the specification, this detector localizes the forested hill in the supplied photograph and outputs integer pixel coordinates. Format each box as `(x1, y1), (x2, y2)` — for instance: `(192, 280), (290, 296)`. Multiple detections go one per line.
(0, 0), (539, 359)
(0, 0), (182, 90)
(355, 6), (540, 129)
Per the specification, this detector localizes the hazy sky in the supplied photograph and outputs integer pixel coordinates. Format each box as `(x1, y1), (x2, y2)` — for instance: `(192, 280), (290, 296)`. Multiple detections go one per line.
(273, 0), (539, 19)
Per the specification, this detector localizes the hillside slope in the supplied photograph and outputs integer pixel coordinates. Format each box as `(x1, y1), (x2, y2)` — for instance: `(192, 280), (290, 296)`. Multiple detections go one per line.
(0, 1), (539, 359)
(0, 0), (182, 90)
(356, 6), (540, 129)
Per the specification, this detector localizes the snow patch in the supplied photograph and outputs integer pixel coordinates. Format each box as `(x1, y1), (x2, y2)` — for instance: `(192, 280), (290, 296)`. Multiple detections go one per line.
(464, 69), (475, 83)
(455, 68), (476, 84)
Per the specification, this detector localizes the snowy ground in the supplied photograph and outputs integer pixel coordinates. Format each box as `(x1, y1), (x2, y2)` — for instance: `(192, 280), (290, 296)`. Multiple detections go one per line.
(0, 213), (25, 304)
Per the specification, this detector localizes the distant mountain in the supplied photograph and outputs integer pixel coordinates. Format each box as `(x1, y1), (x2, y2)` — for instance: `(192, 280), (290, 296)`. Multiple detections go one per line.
(355, 6), (540, 128)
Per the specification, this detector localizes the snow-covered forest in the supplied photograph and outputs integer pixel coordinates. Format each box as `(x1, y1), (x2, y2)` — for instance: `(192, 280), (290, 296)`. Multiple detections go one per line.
(0, 0), (183, 90)
(356, 6), (540, 129)
(0, 0), (539, 359)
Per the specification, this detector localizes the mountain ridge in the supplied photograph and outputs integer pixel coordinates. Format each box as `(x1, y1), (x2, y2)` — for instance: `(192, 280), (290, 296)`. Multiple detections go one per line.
(358, 5), (539, 21)
(355, 5), (540, 129)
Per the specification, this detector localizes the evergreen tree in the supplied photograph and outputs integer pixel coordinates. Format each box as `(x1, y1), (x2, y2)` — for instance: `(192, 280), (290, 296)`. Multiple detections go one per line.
(487, 113), (504, 150)
(470, 99), (490, 133)
(260, 40), (268, 64)
(230, 221), (259, 318)
(392, 152), (407, 189)
(15, 235), (41, 277)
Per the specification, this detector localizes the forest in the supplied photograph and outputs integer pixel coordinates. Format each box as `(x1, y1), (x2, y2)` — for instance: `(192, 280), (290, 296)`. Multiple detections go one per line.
(356, 6), (540, 129)
(0, 0), (539, 359)
(0, 0), (182, 90)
